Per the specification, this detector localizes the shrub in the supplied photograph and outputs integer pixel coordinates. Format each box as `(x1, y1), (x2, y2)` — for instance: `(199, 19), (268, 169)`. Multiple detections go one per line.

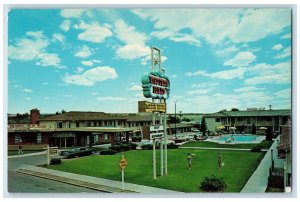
(141, 144), (152, 150)
(128, 143), (138, 150)
(100, 150), (117, 155)
(200, 175), (227, 192)
(131, 137), (141, 142)
(167, 143), (179, 149)
(50, 158), (61, 165)
(109, 145), (121, 152)
(251, 144), (263, 152)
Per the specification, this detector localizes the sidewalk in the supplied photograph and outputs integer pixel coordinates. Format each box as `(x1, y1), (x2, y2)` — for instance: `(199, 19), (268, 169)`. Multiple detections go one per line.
(16, 164), (183, 194)
(180, 146), (268, 152)
(240, 136), (281, 193)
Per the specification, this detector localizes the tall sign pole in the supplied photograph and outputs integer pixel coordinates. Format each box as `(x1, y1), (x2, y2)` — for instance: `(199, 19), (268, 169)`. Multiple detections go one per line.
(141, 46), (170, 179)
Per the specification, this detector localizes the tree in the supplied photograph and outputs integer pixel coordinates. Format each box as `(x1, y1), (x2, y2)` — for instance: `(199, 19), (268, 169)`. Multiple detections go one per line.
(231, 108), (239, 111)
(182, 117), (191, 122)
(200, 117), (207, 136)
(252, 123), (257, 135)
(168, 115), (180, 124)
(265, 127), (273, 141)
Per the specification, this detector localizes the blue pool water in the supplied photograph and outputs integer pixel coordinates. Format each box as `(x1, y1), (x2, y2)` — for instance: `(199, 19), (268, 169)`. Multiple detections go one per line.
(217, 134), (258, 143)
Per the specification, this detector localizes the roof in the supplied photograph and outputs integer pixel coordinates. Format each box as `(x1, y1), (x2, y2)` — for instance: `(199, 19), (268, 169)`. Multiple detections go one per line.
(204, 109), (291, 118)
(39, 111), (153, 122)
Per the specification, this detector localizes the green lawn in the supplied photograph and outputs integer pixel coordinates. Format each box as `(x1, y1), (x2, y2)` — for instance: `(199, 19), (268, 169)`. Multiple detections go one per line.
(181, 140), (273, 149)
(47, 149), (265, 192)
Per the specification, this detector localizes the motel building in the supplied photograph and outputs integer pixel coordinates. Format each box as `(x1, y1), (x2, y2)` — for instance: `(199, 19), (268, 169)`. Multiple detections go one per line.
(8, 108), (195, 150)
(205, 108), (291, 134)
(8, 109), (153, 149)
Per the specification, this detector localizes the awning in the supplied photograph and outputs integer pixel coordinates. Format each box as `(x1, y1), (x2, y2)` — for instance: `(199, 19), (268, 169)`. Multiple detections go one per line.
(230, 127), (236, 130)
(259, 127), (267, 130)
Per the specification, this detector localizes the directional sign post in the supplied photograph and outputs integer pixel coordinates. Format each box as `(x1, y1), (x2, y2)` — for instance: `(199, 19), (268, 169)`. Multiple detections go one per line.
(119, 155), (128, 191)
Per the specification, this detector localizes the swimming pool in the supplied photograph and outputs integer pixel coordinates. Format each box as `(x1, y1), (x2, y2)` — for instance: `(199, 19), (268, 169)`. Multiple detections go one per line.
(212, 134), (262, 144)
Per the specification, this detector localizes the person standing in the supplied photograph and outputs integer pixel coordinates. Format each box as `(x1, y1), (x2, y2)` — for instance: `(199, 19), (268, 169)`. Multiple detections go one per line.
(217, 152), (222, 171)
(187, 153), (193, 169)
(18, 143), (23, 155)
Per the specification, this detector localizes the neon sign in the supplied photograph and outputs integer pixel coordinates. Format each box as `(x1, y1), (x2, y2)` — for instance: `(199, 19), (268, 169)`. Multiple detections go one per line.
(141, 72), (170, 99)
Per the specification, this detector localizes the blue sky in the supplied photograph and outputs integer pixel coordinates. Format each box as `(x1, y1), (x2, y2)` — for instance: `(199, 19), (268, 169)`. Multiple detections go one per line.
(7, 8), (291, 114)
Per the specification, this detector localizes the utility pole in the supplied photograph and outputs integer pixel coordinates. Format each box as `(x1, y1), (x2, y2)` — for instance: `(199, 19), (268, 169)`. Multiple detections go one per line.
(174, 100), (177, 139)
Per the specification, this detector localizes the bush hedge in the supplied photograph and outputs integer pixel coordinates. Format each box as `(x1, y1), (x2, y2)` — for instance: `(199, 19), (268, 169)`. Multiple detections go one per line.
(100, 150), (117, 155)
(200, 175), (227, 192)
(109, 143), (138, 152)
(50, 158), (62, 165)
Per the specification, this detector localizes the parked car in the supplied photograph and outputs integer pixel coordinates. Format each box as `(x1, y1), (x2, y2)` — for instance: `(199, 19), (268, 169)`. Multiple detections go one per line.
(59, 147), (93, 159)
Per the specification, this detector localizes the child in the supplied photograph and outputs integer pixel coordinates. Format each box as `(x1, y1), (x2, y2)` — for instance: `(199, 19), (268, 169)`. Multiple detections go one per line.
(187, 153), (193, 169)
(18, 143), (23, 155)
(217, 152), (222, 171)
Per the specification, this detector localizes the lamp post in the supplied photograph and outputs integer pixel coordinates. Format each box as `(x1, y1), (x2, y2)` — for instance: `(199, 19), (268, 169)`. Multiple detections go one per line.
(174, 100), (177, 139)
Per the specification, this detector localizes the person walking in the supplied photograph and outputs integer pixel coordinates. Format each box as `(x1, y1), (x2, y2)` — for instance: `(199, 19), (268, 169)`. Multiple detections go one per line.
(18, 143), (23, 155)
(217, 152), (222, 171)
(187, 153), (193, 169)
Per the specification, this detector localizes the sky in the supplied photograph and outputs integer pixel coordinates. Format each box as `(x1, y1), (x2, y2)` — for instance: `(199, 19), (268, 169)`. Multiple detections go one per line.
(7, 8), (292, 114)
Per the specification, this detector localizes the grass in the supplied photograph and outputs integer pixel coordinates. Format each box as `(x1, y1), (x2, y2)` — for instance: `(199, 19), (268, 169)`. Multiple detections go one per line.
(8, 150), (44, 156)
(47, 149), (265, 192)
(181, 140), (273, 149)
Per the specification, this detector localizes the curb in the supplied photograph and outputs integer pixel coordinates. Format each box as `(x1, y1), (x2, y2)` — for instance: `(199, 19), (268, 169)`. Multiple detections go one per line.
(18, 169), (136, 193)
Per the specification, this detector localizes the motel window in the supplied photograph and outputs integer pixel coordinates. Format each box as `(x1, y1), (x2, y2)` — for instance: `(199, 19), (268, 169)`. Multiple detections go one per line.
(76, 122), (80, 128)
(216, 118), (221, 122)
(247, 118), (251, 124)
(57, 122), (63, 128)
(36, 133), (42, 144)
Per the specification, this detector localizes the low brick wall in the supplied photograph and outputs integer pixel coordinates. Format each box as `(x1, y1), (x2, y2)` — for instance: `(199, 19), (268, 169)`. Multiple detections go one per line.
(8, 144), (48, 151)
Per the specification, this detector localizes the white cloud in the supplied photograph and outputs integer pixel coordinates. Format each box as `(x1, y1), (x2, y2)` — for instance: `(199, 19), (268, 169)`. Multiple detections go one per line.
(224, 51), (256, 67)
(96, 96), (126, 101)
(116, 44), (150, 60)
(59, 20), (71, 32)
(36, 53), (61, 67)
(22, 88), (33, 93)
(63, 66), (118, 86)
(151, 30), (201, 47)
(60, 9), (87, 18)
(91, 92), (98, 95)
(215, 45), (239, 56)
(191, 82), (219, 88)
(185, 91), (272, 113)
(114, 19), (148, 45)
(186, 67), (247, 80)
(187, 89), (213, 95)
(75, 21), (112, 43)
(42, 82), (49, 85)
(44, 97), (50, 100)
(272, 44), (283, 51)
(274, 47), (291, 59)
(169, 34), (201, 47)
(74, 45), (93, 58)
(24, 97), (32, 101)
(127, 85), (142, 91)
(245, 62), (291, 85)
(274, 89), (291, 99)
(234, 86), (265, 92)
(8, 31), (62, 67)
(81, 60), (94, 66)
(92, 59), (101, 63)
(76, 67), (84, 73)
(281, 33), (291, 39)
(133, 9), (290, 44)
(140, 55), (167, 66)
(8, 31), (49, 61)
(52, 33), (65, 43)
